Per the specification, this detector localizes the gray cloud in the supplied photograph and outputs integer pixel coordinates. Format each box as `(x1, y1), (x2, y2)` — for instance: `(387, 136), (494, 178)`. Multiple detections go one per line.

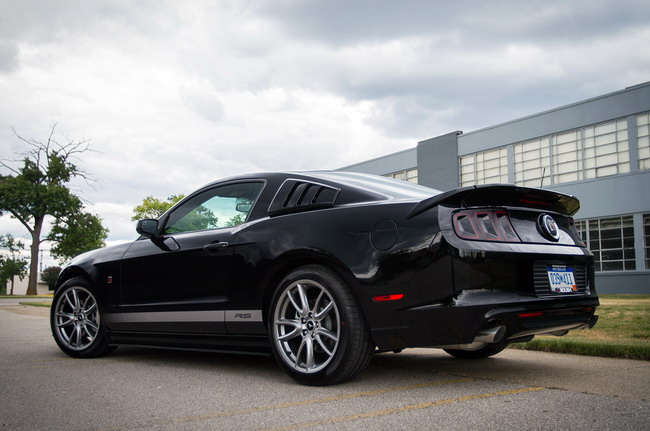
(257, 0), (650, 46)
(0, 40), (18, 72)
(1, 0), (648, 244)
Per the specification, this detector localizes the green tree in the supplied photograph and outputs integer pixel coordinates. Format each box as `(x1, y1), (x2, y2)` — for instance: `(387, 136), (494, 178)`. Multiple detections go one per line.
(47, 212), (108, 263)
(0, 234), (28, 295)
(225, 213), (244, 227)
(41, 266), (62, 290)
(165, 205), (218, 233)
(131, 195), (185, 221)
(0, 125), (106, 295)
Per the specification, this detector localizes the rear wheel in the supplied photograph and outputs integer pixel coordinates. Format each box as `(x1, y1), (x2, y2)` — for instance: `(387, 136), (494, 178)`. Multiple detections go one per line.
(269, 265), (374, 385)
(443, 339), (509, 359)
(51, 277), (115, 358)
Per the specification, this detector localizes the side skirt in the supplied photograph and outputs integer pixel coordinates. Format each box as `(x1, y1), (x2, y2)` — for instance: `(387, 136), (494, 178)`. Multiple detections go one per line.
(106, 331), (271, 356)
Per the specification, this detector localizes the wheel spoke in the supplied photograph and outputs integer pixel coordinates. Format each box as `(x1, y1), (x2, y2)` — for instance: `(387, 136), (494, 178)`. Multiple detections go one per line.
(314, 300), (334, 320)
(296, 283), (310, 316)
(85, 320), (99, 332)
(316, 326), (338, 342)
(287, 290), (302, 315)
(71, 289), (81, 313)
(83, 301), (97, 314)
(56, 312), (75, 328)
(315, 335), (334, 357)
(313, 290), (325, 314)
(302, 337), (315, 370)
(76, 324), (84, 347)
(275, 319), (301, 341)
(64, 291), (75, 310)
(83, 325), (96, 340)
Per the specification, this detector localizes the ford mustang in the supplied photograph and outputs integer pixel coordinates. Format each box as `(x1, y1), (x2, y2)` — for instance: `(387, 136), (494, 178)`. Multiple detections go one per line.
(51, 171), (599, 385)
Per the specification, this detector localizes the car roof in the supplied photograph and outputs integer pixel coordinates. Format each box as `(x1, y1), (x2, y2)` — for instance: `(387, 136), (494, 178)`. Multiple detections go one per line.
(218, 170), (442, 201)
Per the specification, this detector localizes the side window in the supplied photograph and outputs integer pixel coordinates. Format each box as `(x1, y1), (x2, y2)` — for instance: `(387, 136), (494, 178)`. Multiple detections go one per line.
(164, 182), (264, 234)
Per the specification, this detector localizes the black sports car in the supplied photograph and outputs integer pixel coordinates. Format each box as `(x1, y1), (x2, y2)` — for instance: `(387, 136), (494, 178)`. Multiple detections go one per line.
(51, 171), (599, 385)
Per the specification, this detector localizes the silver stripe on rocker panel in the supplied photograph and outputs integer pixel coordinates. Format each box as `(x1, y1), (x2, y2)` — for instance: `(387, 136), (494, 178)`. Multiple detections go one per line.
(102, 309), (263, 323)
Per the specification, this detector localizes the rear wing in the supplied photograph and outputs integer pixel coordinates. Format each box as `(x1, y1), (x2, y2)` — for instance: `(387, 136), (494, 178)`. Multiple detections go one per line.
(407, 184), (581, 219)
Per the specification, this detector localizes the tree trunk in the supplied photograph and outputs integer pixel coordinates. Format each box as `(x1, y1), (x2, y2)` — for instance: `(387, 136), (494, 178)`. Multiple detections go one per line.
(26, 217), (44, 296)
(10, 277), (15, 295)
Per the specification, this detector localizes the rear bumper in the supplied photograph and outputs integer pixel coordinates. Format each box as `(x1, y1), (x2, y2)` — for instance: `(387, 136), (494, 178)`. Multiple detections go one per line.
(370, 291), (599, 351)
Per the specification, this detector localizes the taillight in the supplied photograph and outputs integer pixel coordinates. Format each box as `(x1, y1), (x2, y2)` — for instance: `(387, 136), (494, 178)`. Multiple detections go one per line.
(452, 209), (520, 242)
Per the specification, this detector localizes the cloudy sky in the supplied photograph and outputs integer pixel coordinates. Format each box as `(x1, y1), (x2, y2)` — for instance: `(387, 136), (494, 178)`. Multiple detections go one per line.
(1, 0), (649, 264)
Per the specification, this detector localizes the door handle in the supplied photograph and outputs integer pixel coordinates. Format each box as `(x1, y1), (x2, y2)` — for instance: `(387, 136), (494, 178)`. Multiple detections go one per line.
(203, 242), (229, 252)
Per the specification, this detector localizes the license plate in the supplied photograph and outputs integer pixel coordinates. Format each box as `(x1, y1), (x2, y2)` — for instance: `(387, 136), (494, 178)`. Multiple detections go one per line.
(546, 265), (577, 293)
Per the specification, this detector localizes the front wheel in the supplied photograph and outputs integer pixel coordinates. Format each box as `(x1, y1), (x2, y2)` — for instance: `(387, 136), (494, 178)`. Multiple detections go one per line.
(268, 265), (374, 385)
(51, 277), (116, 358)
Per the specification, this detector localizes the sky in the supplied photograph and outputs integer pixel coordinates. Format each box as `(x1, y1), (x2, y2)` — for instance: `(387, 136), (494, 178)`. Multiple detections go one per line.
(1, 0), (649, 266)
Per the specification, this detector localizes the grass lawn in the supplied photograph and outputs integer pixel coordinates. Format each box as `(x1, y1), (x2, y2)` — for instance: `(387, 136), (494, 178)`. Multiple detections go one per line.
(18, 301), (53, 308)
(510, 294), (650, 360)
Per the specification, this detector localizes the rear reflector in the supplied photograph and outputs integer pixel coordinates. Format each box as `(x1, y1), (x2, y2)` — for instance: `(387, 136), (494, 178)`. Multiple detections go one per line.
(519, 312), (544, 318)
(453, 209), (520, 242)
(372, 294), (404, 302)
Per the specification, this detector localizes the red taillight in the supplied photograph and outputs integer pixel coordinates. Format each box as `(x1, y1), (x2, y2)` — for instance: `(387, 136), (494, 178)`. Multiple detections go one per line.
(452, 209), (520, 242)
(372, 294), (404, 302)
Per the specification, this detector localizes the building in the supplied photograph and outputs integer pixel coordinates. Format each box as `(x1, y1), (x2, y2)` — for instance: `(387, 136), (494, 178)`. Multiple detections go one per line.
(4, 276), (50, 295)
(339, 82), (650, 294)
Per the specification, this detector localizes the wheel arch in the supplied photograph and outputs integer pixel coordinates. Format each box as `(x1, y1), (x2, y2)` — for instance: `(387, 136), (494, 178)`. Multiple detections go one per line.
(55, 266), (94, 294)
(260, 249), (363, 329)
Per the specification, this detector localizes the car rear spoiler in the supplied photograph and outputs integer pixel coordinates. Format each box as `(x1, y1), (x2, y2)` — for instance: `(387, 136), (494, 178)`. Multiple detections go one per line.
(407, 184), (581, 219)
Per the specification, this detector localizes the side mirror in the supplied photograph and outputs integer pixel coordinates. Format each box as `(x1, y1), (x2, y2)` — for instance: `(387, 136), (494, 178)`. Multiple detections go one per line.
(136, 219), (159, 238)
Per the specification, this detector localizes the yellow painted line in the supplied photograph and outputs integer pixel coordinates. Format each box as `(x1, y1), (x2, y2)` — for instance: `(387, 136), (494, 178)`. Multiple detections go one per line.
(261, 387), (546, 431)
(98, 378), (474, 431)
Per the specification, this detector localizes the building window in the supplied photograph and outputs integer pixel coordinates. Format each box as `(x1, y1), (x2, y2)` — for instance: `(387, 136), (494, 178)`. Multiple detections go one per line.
(459, 147), (508, 187)
(385, 168), (418, 184)
(459, 115), (633, 188)
(552, 129), (583, 183)
(582, 119), (629, 179)
(643, 214), (650, 269)
(576, 215), (635, 272)
(514, 137), (551, 187)
(638, 112), (650, 171)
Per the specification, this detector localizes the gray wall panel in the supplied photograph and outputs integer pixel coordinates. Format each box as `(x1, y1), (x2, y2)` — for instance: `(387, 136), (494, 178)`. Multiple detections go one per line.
(595, 272), (650, 294)
(338, 148), (417, 175)
(417, 131), (462, 191)
(549, 171), (650, 220)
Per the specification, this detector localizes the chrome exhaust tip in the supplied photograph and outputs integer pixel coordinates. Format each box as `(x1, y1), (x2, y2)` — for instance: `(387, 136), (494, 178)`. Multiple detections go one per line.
(474, 325), (506, 344)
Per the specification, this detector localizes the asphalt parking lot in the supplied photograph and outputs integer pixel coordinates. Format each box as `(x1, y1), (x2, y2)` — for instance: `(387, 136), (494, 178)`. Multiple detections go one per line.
(1, 303), (648, 430)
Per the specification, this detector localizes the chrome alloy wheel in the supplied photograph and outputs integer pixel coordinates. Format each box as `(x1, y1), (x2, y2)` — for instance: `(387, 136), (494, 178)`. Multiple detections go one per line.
(272, 279), (341, 374)
(53, 286), (100, 351)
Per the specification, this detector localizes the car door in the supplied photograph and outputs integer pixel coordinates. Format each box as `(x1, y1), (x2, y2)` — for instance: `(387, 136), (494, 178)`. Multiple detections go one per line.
(119, 181), (265, 333)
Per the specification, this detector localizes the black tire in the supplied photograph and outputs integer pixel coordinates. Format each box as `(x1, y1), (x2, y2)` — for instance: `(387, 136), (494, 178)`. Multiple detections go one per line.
(268, 265), (374, 386)
(50, 277), (116, 358)
(443, 339), (509, 359)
